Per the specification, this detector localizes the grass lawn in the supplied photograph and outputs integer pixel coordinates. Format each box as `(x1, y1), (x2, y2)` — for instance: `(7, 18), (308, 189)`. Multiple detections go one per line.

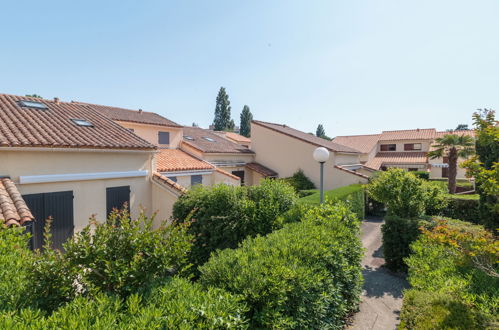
(446, 193), (479, 200)
(298, 184), (364, 204)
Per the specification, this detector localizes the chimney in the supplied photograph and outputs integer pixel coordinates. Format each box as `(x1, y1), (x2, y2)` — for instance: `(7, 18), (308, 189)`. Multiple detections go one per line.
(54, 97), (60, 104)
(138, 109), (143, 114)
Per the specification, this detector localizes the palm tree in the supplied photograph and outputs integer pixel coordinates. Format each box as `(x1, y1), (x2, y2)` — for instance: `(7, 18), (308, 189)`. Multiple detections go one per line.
(428, 134), (475, 194)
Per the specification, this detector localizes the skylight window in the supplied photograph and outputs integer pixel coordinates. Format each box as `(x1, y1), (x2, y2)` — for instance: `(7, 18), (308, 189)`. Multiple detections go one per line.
(18, 100), (48, 110)
(71, 119), (93, 127)
(202, 137), (215, 142)
(184, 136), (194, 140)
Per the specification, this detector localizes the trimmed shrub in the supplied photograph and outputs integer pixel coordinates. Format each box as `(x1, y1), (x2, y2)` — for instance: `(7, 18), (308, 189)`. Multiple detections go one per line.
(381, 216), (428, 272)
(298, 184), (365, 219)
(441, 195), (481, 223)
(199, 201), (363, 329)
(412, 171), (429, 180)
(401, 218), (499, 328)
(281, 169), (316, 191)
(368, 169), (447, 218)
(0, 277), (249, 329)
(173, 180), (297, 267)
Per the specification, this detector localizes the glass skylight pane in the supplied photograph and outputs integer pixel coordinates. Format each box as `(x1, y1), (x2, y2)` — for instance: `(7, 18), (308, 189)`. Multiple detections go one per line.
(71, 119), (93, 127)
(202, 137), (215, 142)
(184, 136), (194, 140)
(18, 100), (48, 109)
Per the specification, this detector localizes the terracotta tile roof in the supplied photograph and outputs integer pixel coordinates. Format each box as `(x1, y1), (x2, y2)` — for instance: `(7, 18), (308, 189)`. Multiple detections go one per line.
(334, 165), (370, 179)
(435, 130), (475, 138)
(156, 149), (214, 172)
(364, 152), (428, 170)
(379, 128), (436, 141)
(215, 168), (241, 181)
(223, 132), (251, 143)
(182, 127), (254, 154)
(252, 121), (360, 153)
(0, 94), (155, 150)
(152, 172), (187, 194)
(332, 134), (381, 154)
(74, 101), (181, 127)
(0, 178), (33, 226)
(246, 162), (278, 177)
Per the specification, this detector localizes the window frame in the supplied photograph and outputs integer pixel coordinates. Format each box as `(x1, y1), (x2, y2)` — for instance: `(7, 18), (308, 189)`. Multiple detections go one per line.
(190, 175), (202, 186)
(380, 144), (396, 151)
(158, 131), (170, 144)
(404, 143), (422, 151)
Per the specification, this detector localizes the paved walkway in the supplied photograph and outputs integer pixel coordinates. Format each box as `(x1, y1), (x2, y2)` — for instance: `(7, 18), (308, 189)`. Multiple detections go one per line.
(348, 218), (409, 330)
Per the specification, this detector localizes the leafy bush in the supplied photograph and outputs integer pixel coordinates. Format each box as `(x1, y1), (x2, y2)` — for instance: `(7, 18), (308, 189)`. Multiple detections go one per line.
(281, 169), (316, 191)
(0, 224), (32, 312)
(0, 277), (248, 329)
(199, 201), (363, 329)
(173, 180), (297, 267)
(401, 218), (499, 328)
(381, 216), (427, 272)
(441, 195), (481, 223)
(368, 169), (447, 218)
(27, 210), (193, 312)
(399, 290), (486, 330)
(412, 171), (429, 180)
(298, 184), (365, 219)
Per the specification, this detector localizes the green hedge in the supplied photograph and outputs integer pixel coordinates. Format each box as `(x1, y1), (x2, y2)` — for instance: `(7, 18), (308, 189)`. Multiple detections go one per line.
(173, 180), (297, 268)
(400, 218), (498, 328)
(199, 201), (363, 329)
(0, 277), (249, 329)
(280, 169), (316, 191)
(381, 216), (427, 272)
(298, 184), (365, 219)
(441, 195), (481, 224)
(412, 171), (429, 180)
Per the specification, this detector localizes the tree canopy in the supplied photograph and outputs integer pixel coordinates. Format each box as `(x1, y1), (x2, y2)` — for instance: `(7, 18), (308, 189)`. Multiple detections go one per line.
(212, 87), (233, 131)
(239, 105), (253, 137)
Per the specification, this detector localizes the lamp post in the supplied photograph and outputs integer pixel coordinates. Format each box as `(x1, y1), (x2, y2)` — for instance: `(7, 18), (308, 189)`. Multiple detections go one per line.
(313, 147), (330, 204)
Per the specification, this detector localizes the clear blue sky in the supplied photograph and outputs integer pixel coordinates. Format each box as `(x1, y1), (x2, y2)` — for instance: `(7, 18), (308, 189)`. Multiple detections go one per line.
(1, 1), (498, 136)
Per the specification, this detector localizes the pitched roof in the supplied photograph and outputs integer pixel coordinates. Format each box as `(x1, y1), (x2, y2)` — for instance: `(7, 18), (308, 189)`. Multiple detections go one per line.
(364, 152), (428, 170)
(0, 178), (33, 226)
(0, 94), (155, 150)
(182, 127), (254, 154)
(222, 132), (251, 143)
(252, 120), (360, 153)
(152, 172), (187, 194)
(332, 134), (381, 154)
(75, 101), (181, 127)
(379, 128), (436, 141)
(156, 149), (214, 172)
(435, 130), (475, 138)
(334, 165), (370, 179)
(246, 162), (278, 177)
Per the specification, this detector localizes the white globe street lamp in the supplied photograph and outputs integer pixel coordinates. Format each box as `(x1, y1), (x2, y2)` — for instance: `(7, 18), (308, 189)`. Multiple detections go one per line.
(313, 147), (330, 204)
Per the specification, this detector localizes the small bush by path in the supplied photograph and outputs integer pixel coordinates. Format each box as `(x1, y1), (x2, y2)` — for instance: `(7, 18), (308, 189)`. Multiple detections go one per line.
(400, 218), (499, 329)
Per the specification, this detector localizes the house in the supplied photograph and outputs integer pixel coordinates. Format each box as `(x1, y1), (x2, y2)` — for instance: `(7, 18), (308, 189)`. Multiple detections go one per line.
(0, 94), (181, 248)
(86, 102), (241, 188)
(251, 120), (369, 190)
(333, 128), (475, 179)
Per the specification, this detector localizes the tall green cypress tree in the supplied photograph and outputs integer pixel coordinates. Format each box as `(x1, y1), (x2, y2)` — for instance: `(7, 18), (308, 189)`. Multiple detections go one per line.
(239, 105), (253, 137)
(316, 124), (326, 138)
(213, 87), (232, 131)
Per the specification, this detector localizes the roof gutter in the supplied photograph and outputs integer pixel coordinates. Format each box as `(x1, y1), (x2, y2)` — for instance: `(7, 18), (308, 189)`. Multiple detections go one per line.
(0, 147), (156, 154)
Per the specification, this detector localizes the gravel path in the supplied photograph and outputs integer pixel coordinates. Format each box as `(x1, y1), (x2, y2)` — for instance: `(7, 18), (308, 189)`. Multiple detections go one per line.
(348, 218), (409, 330)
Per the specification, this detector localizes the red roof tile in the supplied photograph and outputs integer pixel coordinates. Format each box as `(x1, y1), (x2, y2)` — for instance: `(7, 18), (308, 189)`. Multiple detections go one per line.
(332, 134), (381, 153)
(252, 121), (360, 153)
(74, 101), (181, 127)
(379, 129), (436, 141)
(334, 165), (369, 179)
(182, 127), (254, 154)
(364, 152), (428, 170)
(156, 149), (214, 172)
(0, 178), (33, 226)
(0, 94), (155, 150)
(215, 168), (241, 181)
(222, 132), (251, 143)
(246, 162), (278, 177)
(152, 172), (187, 194)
